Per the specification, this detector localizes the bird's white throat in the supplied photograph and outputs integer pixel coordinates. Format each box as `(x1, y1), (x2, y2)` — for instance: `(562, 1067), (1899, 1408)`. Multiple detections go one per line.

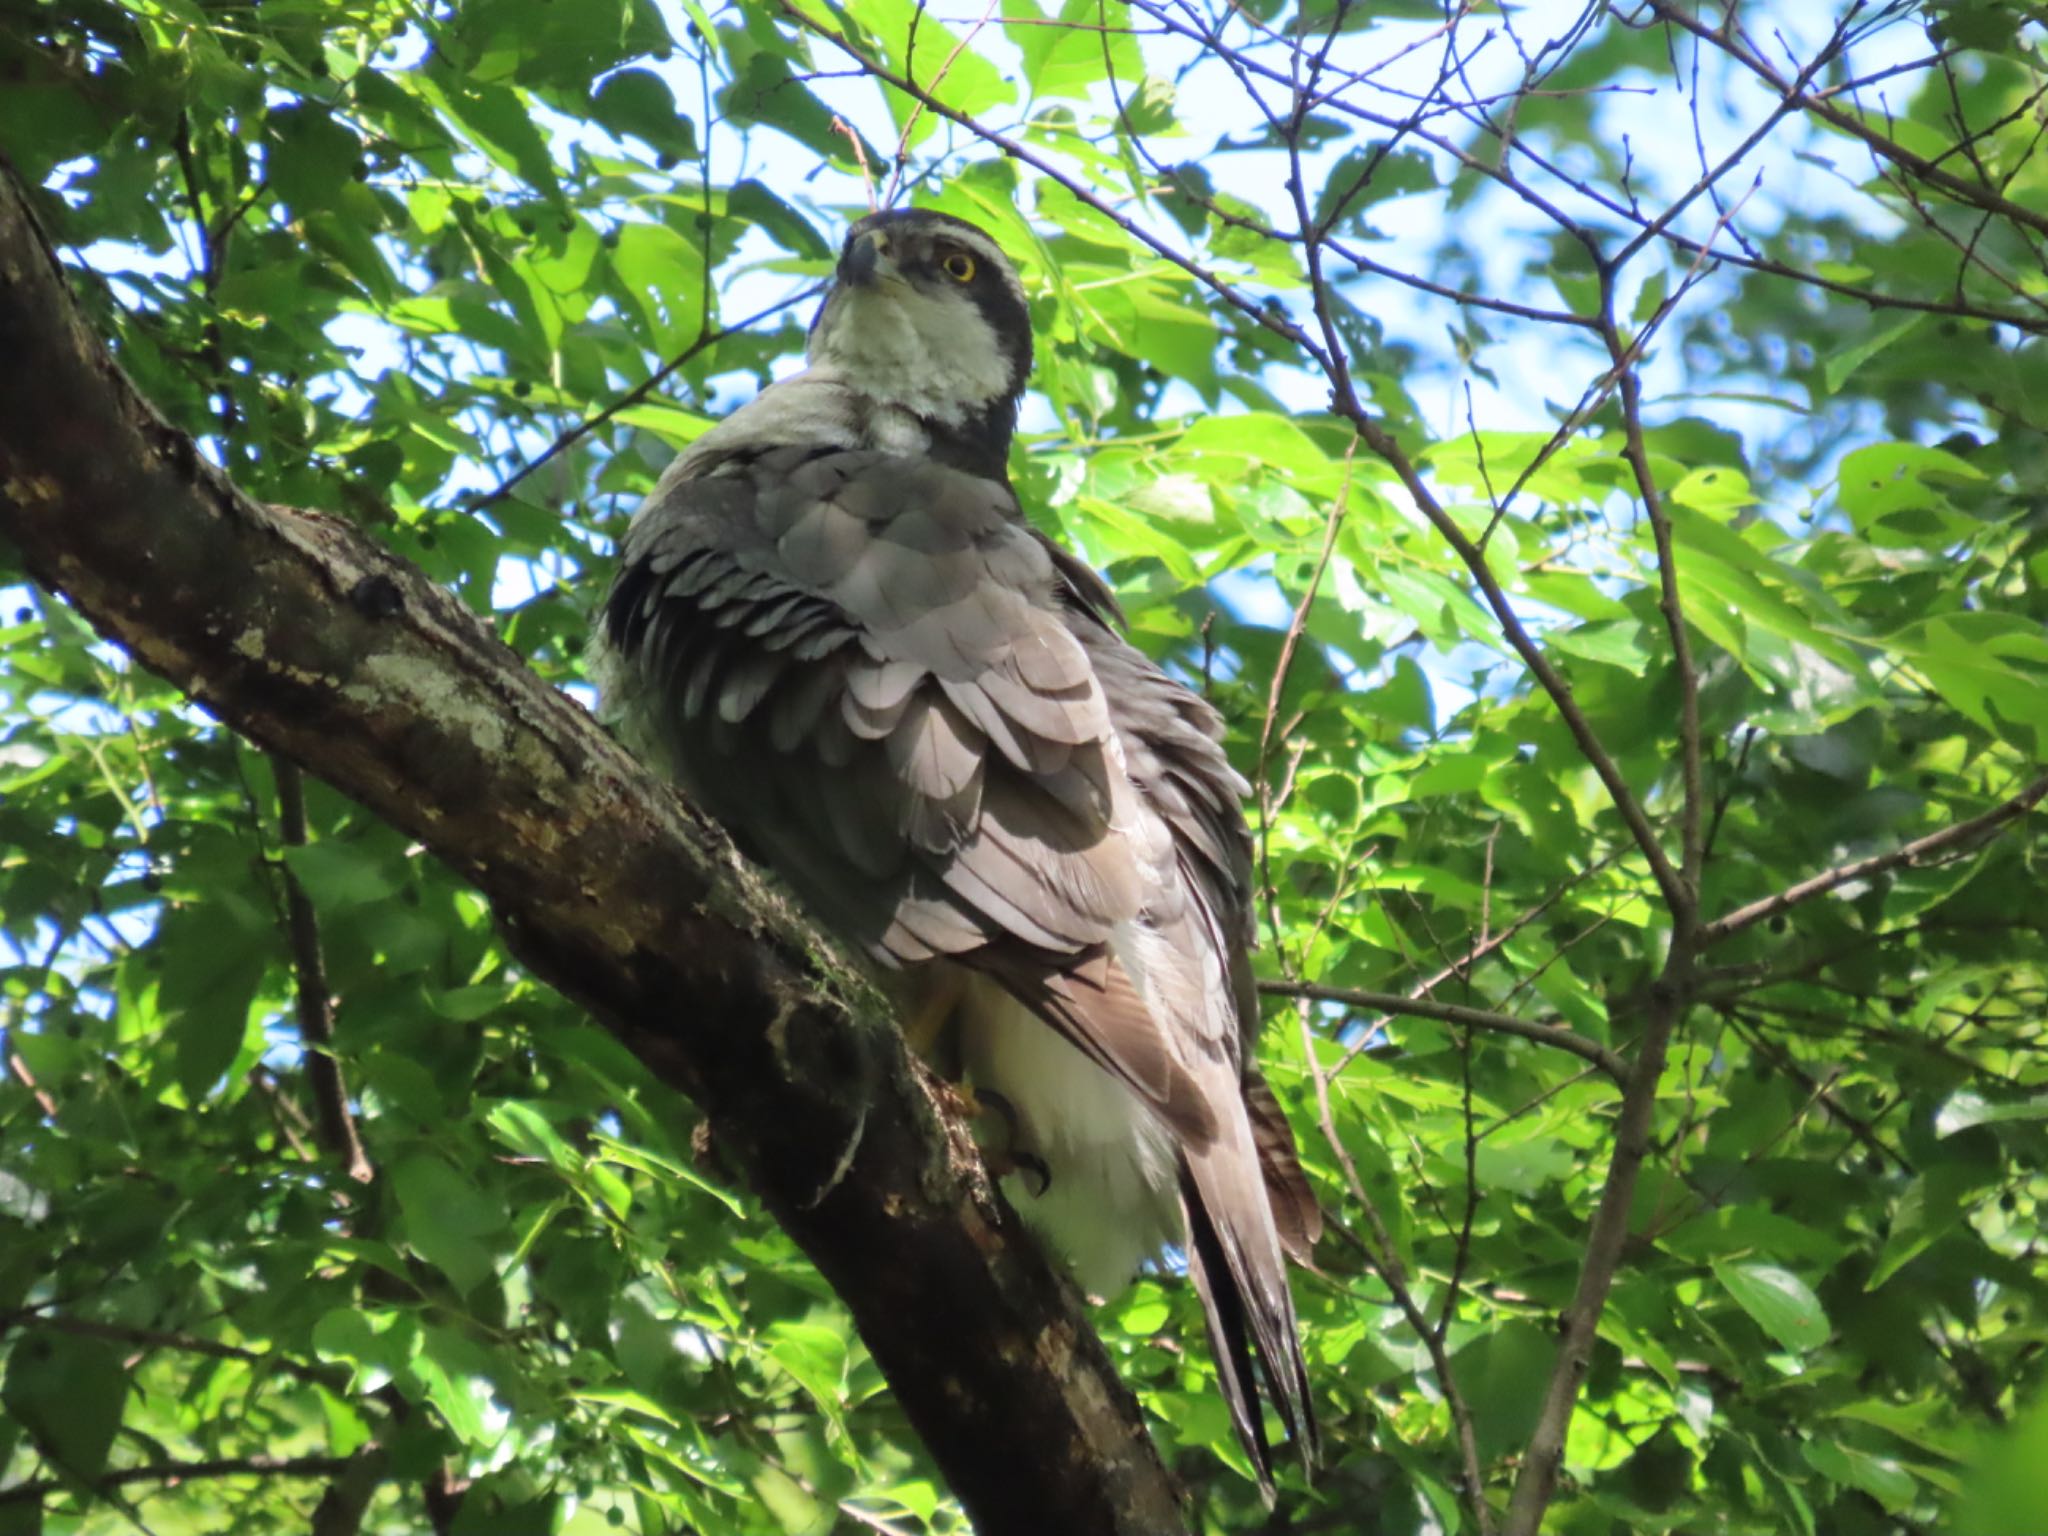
(808, 283), (1016, 428)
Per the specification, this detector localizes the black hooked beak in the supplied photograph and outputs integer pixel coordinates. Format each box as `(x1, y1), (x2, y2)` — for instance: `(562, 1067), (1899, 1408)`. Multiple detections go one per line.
(837, 230), (887, 288)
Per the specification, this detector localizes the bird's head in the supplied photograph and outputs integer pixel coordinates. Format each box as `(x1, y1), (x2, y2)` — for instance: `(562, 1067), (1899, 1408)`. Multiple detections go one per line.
(806, 209), (1032, 450)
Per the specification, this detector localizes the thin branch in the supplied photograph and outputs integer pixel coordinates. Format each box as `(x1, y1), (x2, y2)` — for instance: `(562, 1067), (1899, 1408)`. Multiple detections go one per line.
(1362, 407), (1692, 913)
(1501, 968), (1685, 1536)
(1404, 848), (1628, 1008)
(1702, 776), (2048, 946)
(1253, 442), (1357, 1004)
(0, 1455), (354, 1507)
(1264, 979), (1627, 1083)
(467, 286), (822, 513)
(273, 757), (374, 1184)
(1295, 998), (1493, 1534)
(1723, 1010), (1912, 1176)
(886, 0), (1001, 207)
(1648, 1), (2048, 243)
(1600, 287), (1703, 899)
(0, 1312), (347, 1390)
(1438, 1015), (1482, 1340)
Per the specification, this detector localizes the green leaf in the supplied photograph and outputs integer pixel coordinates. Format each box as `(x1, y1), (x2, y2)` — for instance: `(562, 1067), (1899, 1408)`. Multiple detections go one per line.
(1822, 315), (1926, 395)
(1315, 144), (1437, 230)
(267, 103), (360, 211)
(1880, 616), (2048, 753)
(488, 1101), (578, 1171)
(282, 838), (410, 909)
(727, 180), (830, 262)
(1456, 1323), (1554, 1461)
(1868, 1166), (1973, 1289)
(418, 1325), (496, 1447)
(1802, 1438), (1918, 1511)
(155, 903), (269, 1102)
(1935, 1090), (2048, 1136)
(2, 1332), (128, 1484)
(415, 68), (562, 201)
(1714, 1262), (1831, 1352)
(590, 69), (695, 160)
(1006, 0), (1142, 99)
(1670, 465), (1756, 514)
(1953, 1391), (2048, 1535)
(607, 221), (709, 352)
(1175, 412), (1336, 486)
(1548, 618), (1653, 670)
(394, 1155), (506, 1295)
(450, 1474), (560, 1535)
(1837, 441), (1983, 529)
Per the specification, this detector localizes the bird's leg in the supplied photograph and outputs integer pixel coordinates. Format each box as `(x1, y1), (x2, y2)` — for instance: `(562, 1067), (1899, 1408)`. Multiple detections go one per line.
(898, 967), (967, 1063)
(965, 1086), (1051, 1197)
(896, 971), (1048, 1193)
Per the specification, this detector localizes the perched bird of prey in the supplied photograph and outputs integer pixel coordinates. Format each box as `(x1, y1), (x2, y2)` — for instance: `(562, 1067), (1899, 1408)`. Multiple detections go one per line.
(593, 206), (1320, 1486)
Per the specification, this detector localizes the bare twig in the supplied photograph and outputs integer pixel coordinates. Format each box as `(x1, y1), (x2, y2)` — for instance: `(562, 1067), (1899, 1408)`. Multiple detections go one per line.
(1295, 998), (1493, 1533)
(468, 287), (822, 514)
(1263, 979), (1627, 1083)
(1600, 286), (1703, 898)
(1702, 776), (2048, 946)
(0, 1455), (355, 1507)
(1648, 1), (2048, 242)
(0, 1311), (346, 1389)
(273, 758), (374, 1184)
(1255, 439), (1358, 817)
(885, 0), (1001, 207)
(6, 1048), (58, 1117)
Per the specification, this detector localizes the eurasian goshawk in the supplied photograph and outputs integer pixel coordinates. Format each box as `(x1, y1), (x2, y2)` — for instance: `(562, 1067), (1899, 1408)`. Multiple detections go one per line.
(593, 207), (1319, 1486)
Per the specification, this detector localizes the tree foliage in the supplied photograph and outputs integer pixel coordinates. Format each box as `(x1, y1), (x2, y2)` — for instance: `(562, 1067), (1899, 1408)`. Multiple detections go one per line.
(3, 1), (2047, 1534)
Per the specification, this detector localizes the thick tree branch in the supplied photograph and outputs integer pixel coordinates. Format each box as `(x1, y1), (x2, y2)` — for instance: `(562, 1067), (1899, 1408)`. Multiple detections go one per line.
(0, 172), (1184, 1536)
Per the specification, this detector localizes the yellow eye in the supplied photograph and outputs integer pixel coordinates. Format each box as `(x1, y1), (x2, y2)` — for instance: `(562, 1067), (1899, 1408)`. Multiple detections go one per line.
(941, 251), (976, 282)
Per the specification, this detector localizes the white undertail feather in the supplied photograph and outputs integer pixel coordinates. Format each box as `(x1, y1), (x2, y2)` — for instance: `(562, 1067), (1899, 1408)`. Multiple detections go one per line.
(955, 973), (1181, 1297)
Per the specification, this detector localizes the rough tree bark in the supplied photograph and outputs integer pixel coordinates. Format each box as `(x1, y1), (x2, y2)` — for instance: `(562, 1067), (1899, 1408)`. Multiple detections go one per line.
(0, 170), (1188, 1536)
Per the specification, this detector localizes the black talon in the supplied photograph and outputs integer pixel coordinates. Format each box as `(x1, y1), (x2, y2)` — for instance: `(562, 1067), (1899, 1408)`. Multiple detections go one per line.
(1011, 1149), (1052, 1198)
